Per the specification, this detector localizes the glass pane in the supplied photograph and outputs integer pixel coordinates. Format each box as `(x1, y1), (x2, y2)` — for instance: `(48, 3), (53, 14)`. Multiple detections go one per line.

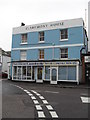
(22, 34), (27, 43)
(13, 66), (17, 79)
(32, 67), (35, 80)
(38, 67), (42, 80)
(52, 69), (57, 81)
(58, 67), (68, 80)
(68, 66), (76, 80)
(27, 66), (31, 79)
(22, 66), (26, 79)
(45, 66), (50, 79)
(17, 66), (22, 79)
(39, 32), (44, 41)
(14, 66), (17, 76)
(61, 29), (68, 39)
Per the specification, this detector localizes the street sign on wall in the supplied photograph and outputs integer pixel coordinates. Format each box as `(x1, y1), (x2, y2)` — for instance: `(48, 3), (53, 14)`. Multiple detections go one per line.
(85, 56), (90, 62)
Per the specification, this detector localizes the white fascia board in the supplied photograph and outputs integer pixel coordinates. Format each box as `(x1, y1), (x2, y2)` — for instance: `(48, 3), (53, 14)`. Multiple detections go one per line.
(13, 18), (83, 35)
(12, 43), (84, 51)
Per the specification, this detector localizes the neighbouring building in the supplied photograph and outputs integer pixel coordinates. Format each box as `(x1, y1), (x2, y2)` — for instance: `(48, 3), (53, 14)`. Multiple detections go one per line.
(88, 1), (90, 51)
(10, 18), (88, 84)
(0, 48), (11, 78)
(81, 52), (90, 83)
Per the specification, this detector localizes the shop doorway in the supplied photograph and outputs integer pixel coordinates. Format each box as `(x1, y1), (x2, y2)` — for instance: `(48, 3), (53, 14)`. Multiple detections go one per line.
(51, 67), (57, 84)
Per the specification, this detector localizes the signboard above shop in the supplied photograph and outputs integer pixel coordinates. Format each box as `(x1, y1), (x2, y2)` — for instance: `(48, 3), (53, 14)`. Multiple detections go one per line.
(13, 61), (78, 66)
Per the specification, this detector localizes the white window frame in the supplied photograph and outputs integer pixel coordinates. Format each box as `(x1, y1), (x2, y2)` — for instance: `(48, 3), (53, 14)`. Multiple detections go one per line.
(60, 48), (68, 59)
(60, 29), (68, 41)
(20, 50), (27, 60)
(21, 34), (27, 43)
(39, 49), (44, 60)
(39, 31), (45, 43)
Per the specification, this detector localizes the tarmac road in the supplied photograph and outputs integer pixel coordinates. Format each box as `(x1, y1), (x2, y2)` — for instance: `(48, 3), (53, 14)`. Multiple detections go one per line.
(1, 79), (90, 119)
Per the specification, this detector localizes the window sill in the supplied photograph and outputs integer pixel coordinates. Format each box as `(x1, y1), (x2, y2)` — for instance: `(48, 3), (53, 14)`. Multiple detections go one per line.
(20, 59), (27, 61)
(60, 58), (68, 60)
(20, 42), (28, 45)
(60, 39), (68, 41)
(38, 41), (45, 43)
(39, 59), (44, 60)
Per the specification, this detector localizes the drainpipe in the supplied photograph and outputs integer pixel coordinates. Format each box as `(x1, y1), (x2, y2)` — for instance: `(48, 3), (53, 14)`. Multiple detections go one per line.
(80, 47), (86, 83)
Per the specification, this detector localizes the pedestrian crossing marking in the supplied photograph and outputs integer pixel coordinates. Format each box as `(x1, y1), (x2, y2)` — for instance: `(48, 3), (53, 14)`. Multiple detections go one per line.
(81, 97), (90, 103)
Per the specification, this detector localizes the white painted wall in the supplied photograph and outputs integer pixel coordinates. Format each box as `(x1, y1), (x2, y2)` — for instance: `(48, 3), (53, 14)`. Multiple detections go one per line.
(2, 56), (11, 74)
(88, 1), (90, 51)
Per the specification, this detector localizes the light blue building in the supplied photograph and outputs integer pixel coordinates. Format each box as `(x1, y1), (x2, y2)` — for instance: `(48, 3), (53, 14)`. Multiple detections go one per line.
(10, 18), (88, 84)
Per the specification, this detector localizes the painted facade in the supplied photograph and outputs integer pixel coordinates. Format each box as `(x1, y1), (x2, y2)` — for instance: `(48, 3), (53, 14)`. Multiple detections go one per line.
(0, 48), (11, 78)
(10, 18), (88, 84)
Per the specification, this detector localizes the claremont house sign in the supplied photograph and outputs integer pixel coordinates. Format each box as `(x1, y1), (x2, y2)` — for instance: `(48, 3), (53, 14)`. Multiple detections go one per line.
(25, 22), (64, 31)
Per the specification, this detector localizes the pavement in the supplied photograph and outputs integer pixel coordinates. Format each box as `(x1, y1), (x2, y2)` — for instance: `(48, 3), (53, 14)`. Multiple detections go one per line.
(1, 79), (90, 89)
(3, 79), (90, 89)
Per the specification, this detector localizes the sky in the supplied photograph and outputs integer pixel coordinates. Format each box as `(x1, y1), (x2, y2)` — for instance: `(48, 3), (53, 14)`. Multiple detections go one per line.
(0, 0), (89, 51)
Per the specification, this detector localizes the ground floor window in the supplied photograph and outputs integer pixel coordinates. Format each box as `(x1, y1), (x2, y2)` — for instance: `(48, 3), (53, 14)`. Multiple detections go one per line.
(13, 66), (17, 79)
(27, 66), (31, 79)
(58, 66), (76, 80)
(13, 66), (32, 80)
(45, 66), (50, 80)
(22, 66), (26, 79)
(12, 64), (77, 82)
(37, 67), (42, 80)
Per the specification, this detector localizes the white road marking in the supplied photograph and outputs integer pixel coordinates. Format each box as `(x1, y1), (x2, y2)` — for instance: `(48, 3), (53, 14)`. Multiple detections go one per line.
(81, 97), (90, 103)
(39, 96), (45, 100)
(31, 96), (36, 100)
(28, 93), (33, 96)
(31, 90), (41, 96)
(9, 86), (59, 119)
(38, 111), (45, 118)
(33, 100), (39, 104)
(24, 90), (28, 92)
(45, 91), (59, 94)
(49, 111), (58, 118)
(35, 93), (41, 96)
(46, 105), (53, 110)
(31, 90), (37, 94)
(35, 105), (42, 110)
(42, 100), (48, 104)
(31, 90), (59, 118)
(26, 91), (30, 94)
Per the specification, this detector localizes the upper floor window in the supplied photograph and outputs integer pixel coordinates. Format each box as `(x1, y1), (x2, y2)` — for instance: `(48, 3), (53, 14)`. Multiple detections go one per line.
(39, 31), (44, 42)
(21, 34), (27, 43)
(60, 29), (68, 40)
(60, 48), (68, 59)
(20, 51), (27, 60)
(39, 49), (44, 60)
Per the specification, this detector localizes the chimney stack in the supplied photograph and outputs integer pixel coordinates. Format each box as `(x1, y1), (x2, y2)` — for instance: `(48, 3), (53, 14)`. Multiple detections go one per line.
(21, 22), (25, 26)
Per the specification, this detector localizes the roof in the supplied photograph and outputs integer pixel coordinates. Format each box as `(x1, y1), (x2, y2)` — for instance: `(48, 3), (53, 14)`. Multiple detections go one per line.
(0, 48), (11, 57)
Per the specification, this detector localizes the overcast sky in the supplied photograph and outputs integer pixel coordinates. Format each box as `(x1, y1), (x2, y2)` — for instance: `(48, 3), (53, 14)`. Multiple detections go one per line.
(0, 0), (89, 51)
